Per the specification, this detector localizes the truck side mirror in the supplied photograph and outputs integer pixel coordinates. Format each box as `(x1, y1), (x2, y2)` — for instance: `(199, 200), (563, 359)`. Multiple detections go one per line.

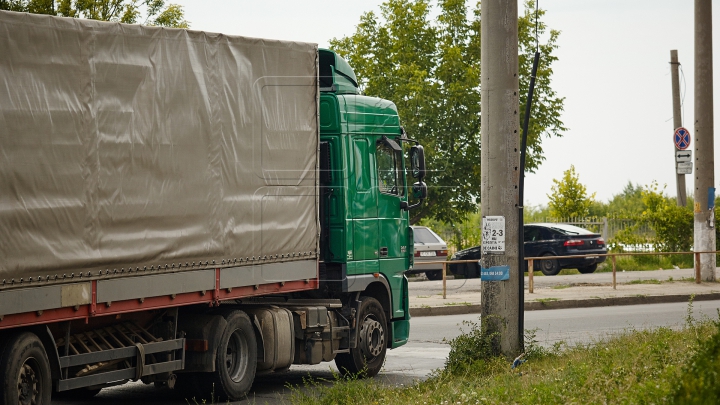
(410, 145), (426, 179)
(400, 181), (427, 211)
(412, 181), (427, 200)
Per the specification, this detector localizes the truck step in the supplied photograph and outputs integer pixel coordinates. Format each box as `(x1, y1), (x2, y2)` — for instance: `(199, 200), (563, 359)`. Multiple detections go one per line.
(333, 349), (350, 354)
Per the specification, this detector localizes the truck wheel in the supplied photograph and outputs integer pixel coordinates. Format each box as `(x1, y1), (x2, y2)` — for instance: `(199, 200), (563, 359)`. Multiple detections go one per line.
(0, 332), (52, 405)
(206, 311), (257, 401)
(335, 296), (387, 377)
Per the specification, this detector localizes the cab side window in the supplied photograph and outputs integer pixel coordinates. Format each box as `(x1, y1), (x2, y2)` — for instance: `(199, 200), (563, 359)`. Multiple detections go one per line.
(376, 142), (403, 196)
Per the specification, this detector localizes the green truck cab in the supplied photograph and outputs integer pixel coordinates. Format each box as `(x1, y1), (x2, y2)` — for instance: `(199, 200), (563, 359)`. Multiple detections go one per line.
(317, 49), (427, 353)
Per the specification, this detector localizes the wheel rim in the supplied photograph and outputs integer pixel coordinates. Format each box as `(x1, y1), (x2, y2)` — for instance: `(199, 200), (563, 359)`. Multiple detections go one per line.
(225, 328), (249, 383)
(359, 316), (385, 358)
(17, 357), (41, 405)
(542, 259), (554, 270)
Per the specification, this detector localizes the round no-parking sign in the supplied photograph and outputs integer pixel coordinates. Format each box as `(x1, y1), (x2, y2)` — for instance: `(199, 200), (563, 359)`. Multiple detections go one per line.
(674, 127), (691, 150)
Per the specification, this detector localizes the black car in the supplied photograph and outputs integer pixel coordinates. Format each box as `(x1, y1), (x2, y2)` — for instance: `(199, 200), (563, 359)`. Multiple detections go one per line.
(448, 223), (607, 277)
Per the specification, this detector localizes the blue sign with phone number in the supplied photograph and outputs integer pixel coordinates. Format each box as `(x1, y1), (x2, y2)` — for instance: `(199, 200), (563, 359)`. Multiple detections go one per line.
(480, 265), (510, 281)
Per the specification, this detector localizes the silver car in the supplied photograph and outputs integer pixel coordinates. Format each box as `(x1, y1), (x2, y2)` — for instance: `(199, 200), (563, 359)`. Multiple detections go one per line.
(410, 226), (448, 280)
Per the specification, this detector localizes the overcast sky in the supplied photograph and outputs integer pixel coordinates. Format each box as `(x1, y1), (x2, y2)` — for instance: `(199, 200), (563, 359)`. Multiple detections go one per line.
(171, 0), (720, 208)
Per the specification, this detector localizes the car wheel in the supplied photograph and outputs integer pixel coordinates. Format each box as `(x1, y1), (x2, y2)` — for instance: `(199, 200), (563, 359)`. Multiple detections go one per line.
(424, 270), (443, 280)
(335, 297), (387, 377)
(539, 253), (561, 276)
(578, 263), (598, 274)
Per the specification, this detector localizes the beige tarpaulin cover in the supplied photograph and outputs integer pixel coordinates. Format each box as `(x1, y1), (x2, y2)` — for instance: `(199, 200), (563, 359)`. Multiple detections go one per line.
(0, 10), (319, 288)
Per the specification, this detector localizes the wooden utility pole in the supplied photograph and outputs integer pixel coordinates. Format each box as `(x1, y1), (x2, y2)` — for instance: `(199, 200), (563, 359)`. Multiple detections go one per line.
(670, 50), (687, 207)
(694, 0), (716, 281)
(480, 0), (522, 356)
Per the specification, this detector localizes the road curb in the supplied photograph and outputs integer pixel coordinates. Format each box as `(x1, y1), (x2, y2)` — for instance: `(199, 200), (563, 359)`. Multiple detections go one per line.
(409, 292), (720, 317)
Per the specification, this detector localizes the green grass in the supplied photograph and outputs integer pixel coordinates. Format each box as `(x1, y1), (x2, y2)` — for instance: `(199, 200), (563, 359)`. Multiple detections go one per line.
(291, 300), (720, 405)
(595, 253), (694, 273)
(535, 298), (559, 304)
(444, 302), (472, 306)
(551, 284), (571, 289)
(627, 278), (663, 285)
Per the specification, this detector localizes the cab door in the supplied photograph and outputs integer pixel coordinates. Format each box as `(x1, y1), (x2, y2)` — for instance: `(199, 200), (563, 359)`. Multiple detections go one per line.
(351, 137), (379, 261)
(376, 137), (407, 260)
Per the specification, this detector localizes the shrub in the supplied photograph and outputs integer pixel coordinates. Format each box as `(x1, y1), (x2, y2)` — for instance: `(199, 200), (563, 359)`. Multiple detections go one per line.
(444, 316), (501, 373)
(671, 312), (720, 403)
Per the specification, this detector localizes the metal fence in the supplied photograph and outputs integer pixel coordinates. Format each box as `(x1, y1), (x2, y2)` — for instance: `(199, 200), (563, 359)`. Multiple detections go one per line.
(425, 250), (715, 299)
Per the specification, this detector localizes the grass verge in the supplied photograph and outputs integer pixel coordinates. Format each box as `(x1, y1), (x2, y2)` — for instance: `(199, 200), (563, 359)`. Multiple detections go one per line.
(291, 299), (720, 405)
(596, 254), (694, 272)
(627, 278), (663, 284)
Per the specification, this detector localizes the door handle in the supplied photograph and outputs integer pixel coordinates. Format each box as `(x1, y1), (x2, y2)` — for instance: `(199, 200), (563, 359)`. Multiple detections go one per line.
(380, 247), (388, 257)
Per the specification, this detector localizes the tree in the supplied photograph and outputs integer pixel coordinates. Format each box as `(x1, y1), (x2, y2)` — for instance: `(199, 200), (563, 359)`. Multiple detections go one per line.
(330, 0), (565, 225)
(606, 181), (645, 217)
(0, 0), (188, 28)
(639, 182), (692, 252)
(547, 165), (595, 219)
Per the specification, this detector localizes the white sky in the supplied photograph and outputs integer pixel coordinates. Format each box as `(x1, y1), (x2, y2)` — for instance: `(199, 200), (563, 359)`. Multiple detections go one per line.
(171, 0), (720, 208)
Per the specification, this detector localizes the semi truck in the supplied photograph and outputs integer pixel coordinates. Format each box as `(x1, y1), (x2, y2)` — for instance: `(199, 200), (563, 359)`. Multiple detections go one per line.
(0, 10), (427, 404)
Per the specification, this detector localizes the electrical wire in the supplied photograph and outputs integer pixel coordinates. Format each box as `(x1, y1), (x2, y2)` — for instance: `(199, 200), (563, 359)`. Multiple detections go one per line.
(679, 63), (687, 125)
(535, 0), (539, 52)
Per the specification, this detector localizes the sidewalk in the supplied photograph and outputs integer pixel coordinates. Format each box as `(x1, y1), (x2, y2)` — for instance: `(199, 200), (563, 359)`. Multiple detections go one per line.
(408, 269), (720, 317)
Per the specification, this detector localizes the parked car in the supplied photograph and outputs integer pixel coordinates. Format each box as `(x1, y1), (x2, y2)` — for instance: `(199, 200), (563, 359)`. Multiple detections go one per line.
(448, 244), (482, 278)
(410, 225), (448, 280)
(448, 223), (607, 277)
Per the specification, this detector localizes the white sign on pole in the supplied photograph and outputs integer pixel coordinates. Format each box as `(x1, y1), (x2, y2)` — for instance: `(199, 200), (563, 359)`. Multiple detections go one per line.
(677, 162), (693, 175)
(676, 150), (692, 163)
(482, 216), (505, 254)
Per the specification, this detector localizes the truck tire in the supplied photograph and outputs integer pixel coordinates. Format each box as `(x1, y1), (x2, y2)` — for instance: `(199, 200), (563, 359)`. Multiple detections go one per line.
(0, 332), (52, 405)
(205, 311), (257, 401)
(335, 296), (387, 377)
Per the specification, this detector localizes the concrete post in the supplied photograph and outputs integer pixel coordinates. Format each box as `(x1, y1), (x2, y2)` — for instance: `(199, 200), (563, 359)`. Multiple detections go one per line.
(670, 50), (687, 207)
(694, 0), (716, 281)
(480, 0), (521, 355)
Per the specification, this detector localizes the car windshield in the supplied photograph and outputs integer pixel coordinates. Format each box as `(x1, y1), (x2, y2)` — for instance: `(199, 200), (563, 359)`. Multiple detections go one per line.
(542, 224), (595, 235)
(413, 228), (441, 244)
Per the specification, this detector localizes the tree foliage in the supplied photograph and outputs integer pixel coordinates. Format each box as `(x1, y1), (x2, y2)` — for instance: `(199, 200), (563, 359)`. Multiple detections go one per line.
(638, 182), (693, 252)
(606, 181), (645, 217)
(610, 181), (693, 253)
(0, 0), (188, 28)
(330, 0), (565, 224)
(547, 165), (595, 219)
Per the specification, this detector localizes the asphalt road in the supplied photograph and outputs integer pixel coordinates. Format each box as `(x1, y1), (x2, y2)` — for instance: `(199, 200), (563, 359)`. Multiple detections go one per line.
(54, 299), (720, 405)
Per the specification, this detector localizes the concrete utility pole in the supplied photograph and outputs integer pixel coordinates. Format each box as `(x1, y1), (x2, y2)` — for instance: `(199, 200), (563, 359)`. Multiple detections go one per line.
(480, 0), (521, 355)
(694, 0), (716, 281)
(670, 50), (687, 207)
